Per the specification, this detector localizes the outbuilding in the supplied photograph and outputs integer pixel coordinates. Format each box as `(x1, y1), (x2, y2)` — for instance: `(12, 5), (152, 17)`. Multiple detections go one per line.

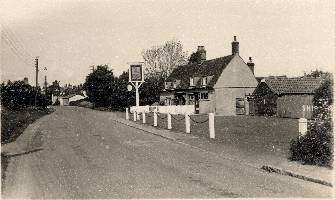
(252, 77), (322, 119)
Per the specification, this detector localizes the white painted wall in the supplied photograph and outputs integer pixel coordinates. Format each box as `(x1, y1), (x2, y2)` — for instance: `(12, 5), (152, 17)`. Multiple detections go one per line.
(69, 95), (86, 102)
(215, 87), (255, 115)
(130, 105), (195, 114)
(214, 55), (258, 88)
(214, 55), (258, 115)
(199, 92), (215, 113)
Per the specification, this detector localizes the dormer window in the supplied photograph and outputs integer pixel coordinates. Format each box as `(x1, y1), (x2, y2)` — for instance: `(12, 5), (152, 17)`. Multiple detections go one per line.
(165, 82), (172, 89)
(173, 80), (181, 88)
(190, 77), (194, 86)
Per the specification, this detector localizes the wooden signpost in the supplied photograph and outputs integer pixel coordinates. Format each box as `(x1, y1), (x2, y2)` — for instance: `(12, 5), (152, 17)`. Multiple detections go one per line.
(128, 62), (144, 107)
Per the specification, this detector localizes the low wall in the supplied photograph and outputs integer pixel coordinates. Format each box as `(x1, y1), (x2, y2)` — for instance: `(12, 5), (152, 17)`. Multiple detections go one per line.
(130, 105), (195, 115)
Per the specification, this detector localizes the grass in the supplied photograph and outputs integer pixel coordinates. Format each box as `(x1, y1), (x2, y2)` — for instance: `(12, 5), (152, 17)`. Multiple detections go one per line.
(1, 106), (54, 187)
(1, 106), (54, 144)
(115, 111), (299, 160)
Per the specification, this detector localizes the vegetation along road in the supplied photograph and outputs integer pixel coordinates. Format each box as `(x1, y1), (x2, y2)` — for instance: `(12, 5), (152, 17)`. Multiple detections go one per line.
(1, 106), (331, 198)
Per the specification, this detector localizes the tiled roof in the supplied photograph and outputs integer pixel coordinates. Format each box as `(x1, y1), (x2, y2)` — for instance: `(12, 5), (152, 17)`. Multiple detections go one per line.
(165, 55), (234, 89)
(264, 77), (323, 95)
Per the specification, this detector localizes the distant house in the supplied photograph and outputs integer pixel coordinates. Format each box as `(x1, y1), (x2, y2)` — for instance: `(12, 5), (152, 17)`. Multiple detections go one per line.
(160, 36), (258, 115)
(59, 94), (86, 106)
(252, 77), (323, 119)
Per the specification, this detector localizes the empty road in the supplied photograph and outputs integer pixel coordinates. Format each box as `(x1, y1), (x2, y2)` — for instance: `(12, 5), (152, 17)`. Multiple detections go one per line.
(2, 106), (332, 198)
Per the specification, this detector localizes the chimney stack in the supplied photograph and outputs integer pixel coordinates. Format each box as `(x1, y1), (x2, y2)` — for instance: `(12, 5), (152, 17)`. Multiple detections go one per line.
(23, 77), (29, 85)
(247, 57), (255, 74)
(197, 46), (206, 62)
(231, 36), (239, 55)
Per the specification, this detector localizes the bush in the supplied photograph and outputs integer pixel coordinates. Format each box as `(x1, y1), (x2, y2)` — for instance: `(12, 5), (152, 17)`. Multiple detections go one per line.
(69, 98), (87, 106)
(53, 98), (60, 106)
(289, 119), (333, 167)
(1, 80), (48, 110)
(289, 74), (333, 167)
(78, 101), (93, 108)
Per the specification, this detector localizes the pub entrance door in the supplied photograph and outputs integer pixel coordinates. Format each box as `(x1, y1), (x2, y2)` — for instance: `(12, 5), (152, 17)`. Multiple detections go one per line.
(194, 92), (200, 114)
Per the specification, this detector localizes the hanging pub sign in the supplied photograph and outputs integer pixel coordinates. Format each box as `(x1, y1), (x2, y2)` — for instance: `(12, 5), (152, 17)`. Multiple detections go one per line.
(129, 64), (144, 82)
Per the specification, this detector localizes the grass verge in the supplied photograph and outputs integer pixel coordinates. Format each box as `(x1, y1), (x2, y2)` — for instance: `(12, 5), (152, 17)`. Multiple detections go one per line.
(1, 106), (54, 189)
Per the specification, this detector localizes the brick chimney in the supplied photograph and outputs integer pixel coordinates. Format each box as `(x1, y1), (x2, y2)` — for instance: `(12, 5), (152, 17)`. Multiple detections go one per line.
(197, 46), (206, 62)
(23, 77), (29, 85)
(231, 36), (239, 55)
(247, 57), (255, 74)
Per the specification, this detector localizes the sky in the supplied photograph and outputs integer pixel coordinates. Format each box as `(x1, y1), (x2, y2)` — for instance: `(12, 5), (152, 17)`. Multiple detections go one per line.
(1, 0), (334, 86)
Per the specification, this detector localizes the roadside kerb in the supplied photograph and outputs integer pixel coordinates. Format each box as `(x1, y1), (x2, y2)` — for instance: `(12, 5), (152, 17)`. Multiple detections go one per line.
(117, 113), (332, 187)
(261, 165), (332, 187)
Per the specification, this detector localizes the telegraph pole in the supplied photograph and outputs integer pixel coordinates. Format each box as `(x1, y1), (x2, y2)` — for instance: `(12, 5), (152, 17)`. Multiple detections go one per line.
(44, 75), (47, 95)
(35, 56), (39, 107)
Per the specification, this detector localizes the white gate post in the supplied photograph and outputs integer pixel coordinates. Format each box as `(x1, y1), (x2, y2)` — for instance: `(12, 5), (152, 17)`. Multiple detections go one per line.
(167, 113), (172, 129)
(299, 118), (308, 137)
(133, 111), (137, 121)
(185, 113), (190, 133)
(153, 112), (158, 127)
(142, 112), (146, 124)
(209, 113), (215, 139)
(126, 108), (129, 120)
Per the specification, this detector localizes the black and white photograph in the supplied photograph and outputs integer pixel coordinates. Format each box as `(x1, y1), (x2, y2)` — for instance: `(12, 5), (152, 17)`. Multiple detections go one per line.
(1, 0), (334, 199)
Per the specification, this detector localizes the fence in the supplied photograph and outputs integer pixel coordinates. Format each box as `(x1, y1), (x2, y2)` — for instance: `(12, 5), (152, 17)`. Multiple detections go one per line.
(126, 108), (309, 141)
(126, 108), (214, 138)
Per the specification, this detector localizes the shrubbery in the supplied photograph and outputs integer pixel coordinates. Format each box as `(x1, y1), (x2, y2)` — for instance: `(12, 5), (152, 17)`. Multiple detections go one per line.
(289, 74), (333, 167)
(1, 81), (48, 110)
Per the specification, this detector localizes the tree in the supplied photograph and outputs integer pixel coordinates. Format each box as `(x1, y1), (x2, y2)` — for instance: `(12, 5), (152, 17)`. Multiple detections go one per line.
(142, 39), (188, 81)
(83, 65), (116, 107)
(1, 80), (48, 110)
(188, 51), (202, 64)
(305, 69), (329, 78)
(139, 76), (164, 106)
(47, 80), (61, 96)
(111, 71), (135, 110)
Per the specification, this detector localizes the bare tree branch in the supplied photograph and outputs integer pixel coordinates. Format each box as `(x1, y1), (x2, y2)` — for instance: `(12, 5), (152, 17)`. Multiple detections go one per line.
(142, 39), (188, 81)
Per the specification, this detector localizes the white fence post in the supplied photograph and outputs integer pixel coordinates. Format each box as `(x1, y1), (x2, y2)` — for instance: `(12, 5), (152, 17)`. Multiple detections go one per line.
(299, 118), (308, 137)
(153, 112), (158, 127)
(142, 112), (146, 124)
(209, 113), (215, 139)
(167, 113), (172, 129)
(185, 113), (190, 133)
(133, 111), (137, 121)
(126, 108), (129, 120)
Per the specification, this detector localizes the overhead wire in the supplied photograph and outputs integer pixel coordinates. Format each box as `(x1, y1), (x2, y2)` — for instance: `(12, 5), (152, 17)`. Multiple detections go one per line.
(1, 24), (34, 66)
(2, 24), (33, 58)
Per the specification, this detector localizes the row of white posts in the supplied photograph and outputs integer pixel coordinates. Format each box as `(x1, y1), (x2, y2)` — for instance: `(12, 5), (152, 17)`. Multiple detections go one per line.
(298, 118), (308, 137)
(126, 108), (215, 139)
(126, 109), (308, 139)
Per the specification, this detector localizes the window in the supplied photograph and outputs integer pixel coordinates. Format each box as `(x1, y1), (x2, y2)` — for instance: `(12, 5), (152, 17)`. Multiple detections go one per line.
(173, 80), (181, 88)
(190, 77), (194, 86)
(199, 92), (209, 100)
(165, 82), (172, 89)
(202, 77), (207, 86)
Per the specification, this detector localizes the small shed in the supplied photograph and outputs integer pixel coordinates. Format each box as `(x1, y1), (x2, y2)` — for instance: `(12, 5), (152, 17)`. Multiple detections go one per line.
(252, 77), (322, 119)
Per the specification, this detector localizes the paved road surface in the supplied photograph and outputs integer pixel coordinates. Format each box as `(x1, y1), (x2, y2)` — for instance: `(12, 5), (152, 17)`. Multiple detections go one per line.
(2, 107), (332, 198)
